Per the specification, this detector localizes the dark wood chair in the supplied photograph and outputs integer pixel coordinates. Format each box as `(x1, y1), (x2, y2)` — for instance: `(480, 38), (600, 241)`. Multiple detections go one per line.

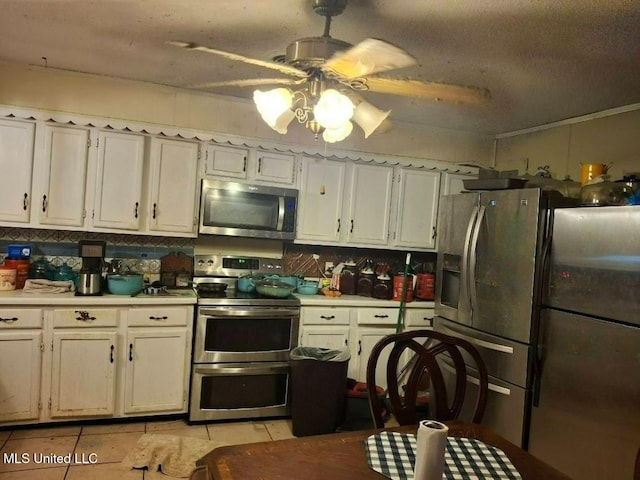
(366, 329), (489, 428)
(634, 447), (640, 480)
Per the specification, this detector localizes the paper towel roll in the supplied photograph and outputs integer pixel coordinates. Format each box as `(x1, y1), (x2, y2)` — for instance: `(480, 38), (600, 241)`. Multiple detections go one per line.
(413, 420), (449, 480)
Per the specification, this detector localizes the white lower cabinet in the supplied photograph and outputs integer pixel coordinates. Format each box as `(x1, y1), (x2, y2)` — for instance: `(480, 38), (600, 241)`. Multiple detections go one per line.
(50, 330), (117, 418)
(0, 309), (43, 423)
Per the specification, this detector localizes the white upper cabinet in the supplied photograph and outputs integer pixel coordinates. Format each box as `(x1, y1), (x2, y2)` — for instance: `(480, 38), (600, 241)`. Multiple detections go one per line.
(204, 144), (248, 179)
(345, 163), (394, 246)
(92, 131), (145, 231)
(254, 150), (296, 185)
(391, 169), (441, 250)
(146, 138), (199, 236)
(0, 119), (35, 224)
(296, 156), (346, 243)
(37, 125), (89, 227)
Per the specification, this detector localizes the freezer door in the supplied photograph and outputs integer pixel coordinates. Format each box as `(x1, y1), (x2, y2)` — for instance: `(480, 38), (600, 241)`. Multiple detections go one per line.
(435, 192), (478, 325)
(434, 316), (531, 388)
(440, 360), (528, 448)
(529, 308), (640, 480)
(471, 189), (545, 343)
(546, 205), (640, 326)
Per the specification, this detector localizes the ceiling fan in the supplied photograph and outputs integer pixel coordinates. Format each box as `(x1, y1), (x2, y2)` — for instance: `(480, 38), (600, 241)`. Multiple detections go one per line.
(168, 0), (490, 143)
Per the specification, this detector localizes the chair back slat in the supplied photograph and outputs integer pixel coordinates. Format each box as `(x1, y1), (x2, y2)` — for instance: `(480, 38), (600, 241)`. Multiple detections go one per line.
(366, 329), (489, 428)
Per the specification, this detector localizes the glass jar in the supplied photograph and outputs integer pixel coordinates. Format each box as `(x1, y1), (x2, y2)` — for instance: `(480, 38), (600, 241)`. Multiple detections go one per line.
(357, 261), (375, 297)
(339, 260), (358, 295)
(372, 273), (393, 300)
(580, 175), (634, 206)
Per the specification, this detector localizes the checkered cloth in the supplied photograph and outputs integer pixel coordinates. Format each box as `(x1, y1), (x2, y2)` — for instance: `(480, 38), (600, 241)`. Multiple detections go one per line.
(365, 431), (522, 480)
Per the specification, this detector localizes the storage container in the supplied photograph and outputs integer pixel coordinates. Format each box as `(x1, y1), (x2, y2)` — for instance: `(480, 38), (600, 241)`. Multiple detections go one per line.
(7, 244), (32, 259)
(0, 267), (17, 291)
(3, 259), (30, 289)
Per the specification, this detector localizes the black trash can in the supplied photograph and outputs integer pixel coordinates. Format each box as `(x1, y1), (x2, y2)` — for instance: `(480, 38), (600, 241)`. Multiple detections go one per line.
(289, 346), (350, 437)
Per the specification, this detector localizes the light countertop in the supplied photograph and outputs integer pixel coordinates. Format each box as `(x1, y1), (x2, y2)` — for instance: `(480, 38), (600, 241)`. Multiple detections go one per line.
(0, 289), (197, 306)
(294, 293), (434, 308)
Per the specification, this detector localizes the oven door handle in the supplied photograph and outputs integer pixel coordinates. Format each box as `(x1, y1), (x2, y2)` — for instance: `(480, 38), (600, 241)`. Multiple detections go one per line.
(199, 308), (300, 318)
(194, 363), (290, 376)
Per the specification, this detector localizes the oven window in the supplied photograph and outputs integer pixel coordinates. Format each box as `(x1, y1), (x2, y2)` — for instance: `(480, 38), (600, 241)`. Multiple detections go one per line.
(200, 373), (288, 409)
(203, 189), (279, 230)
(205, 318), (292, 352)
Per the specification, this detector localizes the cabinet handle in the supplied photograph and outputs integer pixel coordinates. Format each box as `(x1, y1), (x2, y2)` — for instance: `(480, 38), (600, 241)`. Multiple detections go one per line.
(74, 310), (96, 321)
(350, 219), (354, 233)
(337, 219), (341, 233)
(344, 339), (348, 346)
(129, 343), (133, 362)
(358, 340), (362, 355)
(258, 157), (262, 173)
(0, 317), (18, 322)
(374, 314), (389, 318)
(134, 202), (139, 219)
(148, 316), (168, 320)
(23, 193), (28, 211)
(110, 345), (115, 363)
(243, 157), (247, 172)
(320, 315), (335, 320)
(42, 194), (47, 213)
(152, 203), (157, 219)
(432, 226), (437, 239)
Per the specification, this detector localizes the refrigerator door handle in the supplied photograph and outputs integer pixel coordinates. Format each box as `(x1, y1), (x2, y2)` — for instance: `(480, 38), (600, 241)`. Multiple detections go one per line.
(468, 205), (487, 313)
(460, 206), (479, 319)
(439, 321), (514, 354)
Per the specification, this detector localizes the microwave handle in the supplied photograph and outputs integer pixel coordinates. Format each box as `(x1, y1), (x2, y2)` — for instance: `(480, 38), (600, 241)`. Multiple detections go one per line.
(276, 196), (285, 231)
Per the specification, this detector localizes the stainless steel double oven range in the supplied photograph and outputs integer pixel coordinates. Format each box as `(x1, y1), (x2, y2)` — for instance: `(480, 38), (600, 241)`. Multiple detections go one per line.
(189, 255), (300, 422)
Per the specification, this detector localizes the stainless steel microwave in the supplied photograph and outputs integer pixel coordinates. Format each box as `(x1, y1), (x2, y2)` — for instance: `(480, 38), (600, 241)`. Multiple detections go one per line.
(199, 179), (298, 240)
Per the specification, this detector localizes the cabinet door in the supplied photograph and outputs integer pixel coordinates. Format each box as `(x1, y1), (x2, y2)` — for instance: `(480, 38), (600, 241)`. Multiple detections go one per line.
(92, 131), (144, 230)
(442, 172), (476, 196)
(50, 331), (117, 417)
(38, 125), (89, 227)
(392, 169), (441, 250)
(124, 329), (188, 414)
(255, 151), (296, 185)
(0, 331), (42, 422)
(0, 119), (34, 223)
(300, 326), (350, 351)
(346, 163), (393, 246)
(296, 157), (345, 243)
(204, 145), (248, 179)
(354, 328), (396, 389)
(147, 138), (199, 235)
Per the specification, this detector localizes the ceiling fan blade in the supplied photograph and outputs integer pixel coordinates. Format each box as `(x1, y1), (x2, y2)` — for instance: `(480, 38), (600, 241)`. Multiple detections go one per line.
(166, 41), (309, 79)
(322, 38), (416, 79)
(190, 78), (307, 89)
(361, 77), (491, 106)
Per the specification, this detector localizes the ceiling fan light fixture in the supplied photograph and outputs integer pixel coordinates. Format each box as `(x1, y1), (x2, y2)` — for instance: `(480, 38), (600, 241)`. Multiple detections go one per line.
(253, 88), (294, 128)
(312, 88), (354, 130)
(352, 100), (391, 138)
(322, 120), (353, 143)
(272, 108), (296, 134)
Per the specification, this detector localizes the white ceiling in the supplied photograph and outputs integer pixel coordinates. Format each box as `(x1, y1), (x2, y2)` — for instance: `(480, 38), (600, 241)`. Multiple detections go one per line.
(2, 0), (639, 135)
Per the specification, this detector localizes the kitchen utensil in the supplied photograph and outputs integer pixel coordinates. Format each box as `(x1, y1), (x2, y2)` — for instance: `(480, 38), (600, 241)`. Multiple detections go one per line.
(278, 276), (300, 290)
(76, 272), (102, 295)
(580, 162), (611, 185)
(580, 175), (633, 205)
(237, 275), (257, 293)
(255, 278), (295, 298)
(107, 273), (144, 295)
(297, 281), (319, 295)
(196, 282), (228, 296)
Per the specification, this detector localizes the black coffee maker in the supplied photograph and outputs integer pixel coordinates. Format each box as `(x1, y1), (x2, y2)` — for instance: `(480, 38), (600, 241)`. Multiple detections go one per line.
(76, 240), (106, 296)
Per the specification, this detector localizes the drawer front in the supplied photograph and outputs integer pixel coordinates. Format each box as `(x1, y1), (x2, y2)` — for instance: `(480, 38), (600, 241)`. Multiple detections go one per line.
(0, 308), (42, 329)
(53, 308), (118, 328)
(127, 306), (190, 327)
(356, 308), (398, 325)
(301, 307), (350, 325)
(405, 309), (435, 328)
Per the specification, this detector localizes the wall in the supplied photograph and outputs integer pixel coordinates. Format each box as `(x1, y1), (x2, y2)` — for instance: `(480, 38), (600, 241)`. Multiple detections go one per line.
(0, 62), (493, 166)
(494, 106), (640, 182)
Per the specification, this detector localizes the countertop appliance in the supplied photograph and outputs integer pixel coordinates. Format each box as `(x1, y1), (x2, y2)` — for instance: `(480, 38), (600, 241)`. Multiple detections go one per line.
(527, 205), (640, 480)
(433, 188), (574, 447)
(189, 255), (300, 422)
(76, 240), (106, 296)
(199, 179), (298, 240)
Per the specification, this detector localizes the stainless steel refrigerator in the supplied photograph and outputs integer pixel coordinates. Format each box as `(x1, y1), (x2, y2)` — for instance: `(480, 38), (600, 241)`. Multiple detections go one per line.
(433, 188), (568, 448)
(528, 205), (640, 480)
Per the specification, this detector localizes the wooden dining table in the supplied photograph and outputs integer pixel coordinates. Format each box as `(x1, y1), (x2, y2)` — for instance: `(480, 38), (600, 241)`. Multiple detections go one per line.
(196, 421), (571, 480)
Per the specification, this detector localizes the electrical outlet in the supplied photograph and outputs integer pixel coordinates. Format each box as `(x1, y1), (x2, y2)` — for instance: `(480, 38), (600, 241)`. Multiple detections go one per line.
(324, 261), (334, 272)
(312, 253), (320, 260)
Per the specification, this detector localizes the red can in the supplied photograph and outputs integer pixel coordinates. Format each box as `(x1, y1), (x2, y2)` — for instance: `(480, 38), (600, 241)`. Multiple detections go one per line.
(415, 273), (435, 300)
(392, 275), (414, 302)
(3, 259), (30, 289)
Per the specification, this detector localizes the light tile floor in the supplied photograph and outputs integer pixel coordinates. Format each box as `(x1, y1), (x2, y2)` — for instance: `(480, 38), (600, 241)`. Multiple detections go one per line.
(0, 418), (296, 479)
